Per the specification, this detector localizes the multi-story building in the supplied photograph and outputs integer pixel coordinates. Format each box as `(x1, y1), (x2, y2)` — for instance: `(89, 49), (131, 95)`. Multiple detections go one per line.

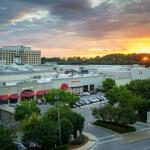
(0, 45), (41, 65)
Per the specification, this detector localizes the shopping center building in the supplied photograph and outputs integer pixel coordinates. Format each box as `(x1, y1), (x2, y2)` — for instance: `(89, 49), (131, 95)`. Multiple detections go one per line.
(0, 73), (103, 105)
(0, 62), (150, 105)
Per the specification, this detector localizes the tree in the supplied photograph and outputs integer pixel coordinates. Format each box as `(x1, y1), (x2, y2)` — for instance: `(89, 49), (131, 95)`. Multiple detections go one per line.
(45, 106), (85, 139)
(92, 104), (115, 122)
(0, 125), (17, 150)
(45, 89), (79, 107)
(126, 79), (150, 99)
(102, 78), (116, 92)
(14, 100), (41, 121)
(22, 113), (58, 150)
(92, 105), (136, 126)
(115, 107), (136, 126)
(135, 99), (150, 122)
(106, 86), (139, 107)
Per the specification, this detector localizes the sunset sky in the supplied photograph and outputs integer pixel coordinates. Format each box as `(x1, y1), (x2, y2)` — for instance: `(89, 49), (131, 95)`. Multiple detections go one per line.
(0, 0), (150, 57)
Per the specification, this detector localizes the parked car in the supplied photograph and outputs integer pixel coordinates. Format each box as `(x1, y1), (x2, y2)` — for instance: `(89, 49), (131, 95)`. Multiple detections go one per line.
(82, 92), (90, 96)
(75, 102), (81, 107)
(23, 141), (41, 149)
(87, 98), (94, 103)
(90, 91), (97, 95)
(79, 101), (85, 106)
(14, 142), (26, 150)
(84, 99), (91, 105)
(91, 97), (99, 102)
(76, 93), (83, 97)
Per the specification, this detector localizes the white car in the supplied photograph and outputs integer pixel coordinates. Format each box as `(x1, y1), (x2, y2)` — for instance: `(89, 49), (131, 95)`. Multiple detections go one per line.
(82, 92), (90, 96)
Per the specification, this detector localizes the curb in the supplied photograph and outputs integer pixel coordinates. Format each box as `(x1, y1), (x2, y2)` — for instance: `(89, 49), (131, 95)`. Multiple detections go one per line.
(72, 132), (97, 150)
(136, 122), (150, 127)
(88, 123), (119, 135)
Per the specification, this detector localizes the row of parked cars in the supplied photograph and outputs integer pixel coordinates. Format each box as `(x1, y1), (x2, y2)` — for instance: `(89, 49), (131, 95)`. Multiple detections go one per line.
(76, 91), (97, 97)
(73, 95), (108, 108)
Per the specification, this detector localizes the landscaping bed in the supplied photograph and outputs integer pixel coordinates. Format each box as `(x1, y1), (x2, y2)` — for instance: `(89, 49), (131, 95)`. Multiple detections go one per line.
(93, 120), (136, 133)
(69, 134), (89, 149)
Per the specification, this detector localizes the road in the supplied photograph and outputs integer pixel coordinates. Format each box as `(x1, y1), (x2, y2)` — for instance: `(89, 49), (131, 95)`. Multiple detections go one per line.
(75, 101), (150, 150)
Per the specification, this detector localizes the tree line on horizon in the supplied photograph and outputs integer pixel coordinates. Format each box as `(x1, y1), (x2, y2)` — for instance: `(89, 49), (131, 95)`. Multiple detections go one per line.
(41, 53), (150, 66)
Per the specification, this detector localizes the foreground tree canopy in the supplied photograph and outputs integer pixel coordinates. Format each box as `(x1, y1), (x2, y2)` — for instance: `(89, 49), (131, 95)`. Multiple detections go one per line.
(0, 125), (17, 150)
(22, 113), (58, 150)
(22, 106), (85, 150)
(44, 106), (85, 139)
(14, 100), (41, 121)
(45, 89), (79, 107)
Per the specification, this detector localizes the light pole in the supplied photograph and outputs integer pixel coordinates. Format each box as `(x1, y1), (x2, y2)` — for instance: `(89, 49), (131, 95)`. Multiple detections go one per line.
(99, 92), (103, 108)
(55, 92), (62, 145)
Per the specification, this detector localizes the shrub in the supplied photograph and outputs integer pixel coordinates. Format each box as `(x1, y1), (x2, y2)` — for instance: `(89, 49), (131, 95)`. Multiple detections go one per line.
(53, 145), (69, 150)
(94, 121), (136, 133)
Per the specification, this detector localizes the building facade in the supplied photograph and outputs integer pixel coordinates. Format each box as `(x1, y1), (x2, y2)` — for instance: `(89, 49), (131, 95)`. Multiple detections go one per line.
(0, 45), (41, 65)
(0, 74), (104, 105)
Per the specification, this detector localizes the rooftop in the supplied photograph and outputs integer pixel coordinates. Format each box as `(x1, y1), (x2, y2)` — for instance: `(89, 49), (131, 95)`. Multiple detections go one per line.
(0, 45), (32, 51)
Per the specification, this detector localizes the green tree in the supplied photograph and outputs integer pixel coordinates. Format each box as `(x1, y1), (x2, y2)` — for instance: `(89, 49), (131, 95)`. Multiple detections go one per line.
(45, 106), (85, 139)
(135, 99), (150, 122)
(22, 113), (58, 150)
(92, 104), (115, 122)
(126, 79), (150, 99)
(45, 89), (79, 107)
(115, 107), (136, 126)
(14, 100), (41, 121)
(0, 125), (17, 150)
(102, 78), (116, 92)
(106, 86), (138, 107)
(92, 105), (136, 126)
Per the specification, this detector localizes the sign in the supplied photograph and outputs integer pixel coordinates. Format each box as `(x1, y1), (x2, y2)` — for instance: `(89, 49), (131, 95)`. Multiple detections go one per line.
(61, 83), (69, 90)
(71, 80), (80, 83)
(21, 86), (33, 90)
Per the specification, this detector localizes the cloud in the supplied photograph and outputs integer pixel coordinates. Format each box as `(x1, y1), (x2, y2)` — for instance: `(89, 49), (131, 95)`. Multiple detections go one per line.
(0, 0), (150, 56)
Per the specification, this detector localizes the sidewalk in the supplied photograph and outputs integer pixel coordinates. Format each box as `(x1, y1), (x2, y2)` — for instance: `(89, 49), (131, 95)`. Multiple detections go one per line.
(73, 132), (97, 150)
(121, 129), (150, 143)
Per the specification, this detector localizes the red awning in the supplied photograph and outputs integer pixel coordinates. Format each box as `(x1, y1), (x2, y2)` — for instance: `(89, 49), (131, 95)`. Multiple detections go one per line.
(44, 90), (49, 94)
(0, 95), (9, 101)
(36, 91), (45, 96)
(9, 94), (19, 100)
(21, 91), (34, 98)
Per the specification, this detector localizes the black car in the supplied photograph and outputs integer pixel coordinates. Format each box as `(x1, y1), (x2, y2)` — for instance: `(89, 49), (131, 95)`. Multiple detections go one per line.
(90, 91), (97, 95)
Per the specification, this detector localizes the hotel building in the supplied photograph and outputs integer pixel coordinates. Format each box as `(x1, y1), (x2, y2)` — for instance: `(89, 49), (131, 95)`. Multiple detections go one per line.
(0, 45), (41, 65)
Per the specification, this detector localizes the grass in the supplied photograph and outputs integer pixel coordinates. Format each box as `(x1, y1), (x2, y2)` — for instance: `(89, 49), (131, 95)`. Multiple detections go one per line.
(93, 120), (136, 134)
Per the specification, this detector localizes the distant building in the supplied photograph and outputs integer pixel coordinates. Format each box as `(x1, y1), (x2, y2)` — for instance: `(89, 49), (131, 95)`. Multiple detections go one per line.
(0, 45), (41, 65)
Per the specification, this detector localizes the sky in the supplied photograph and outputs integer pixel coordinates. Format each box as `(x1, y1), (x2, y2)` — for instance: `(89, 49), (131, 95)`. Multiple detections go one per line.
(0, 0), (150, 57)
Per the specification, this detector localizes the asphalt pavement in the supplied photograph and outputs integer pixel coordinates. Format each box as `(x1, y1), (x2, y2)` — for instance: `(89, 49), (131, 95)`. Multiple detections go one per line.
(74, 95), (150, 150)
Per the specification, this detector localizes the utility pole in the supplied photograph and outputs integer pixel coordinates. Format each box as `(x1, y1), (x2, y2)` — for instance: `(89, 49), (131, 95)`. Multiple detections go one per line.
(55, 92), (62, 145)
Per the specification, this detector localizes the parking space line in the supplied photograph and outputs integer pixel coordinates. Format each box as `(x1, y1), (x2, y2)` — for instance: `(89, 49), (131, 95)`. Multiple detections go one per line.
(138, 127), (150, 131)
(144, 147), (150, 150)
(98, 134), (118, 140)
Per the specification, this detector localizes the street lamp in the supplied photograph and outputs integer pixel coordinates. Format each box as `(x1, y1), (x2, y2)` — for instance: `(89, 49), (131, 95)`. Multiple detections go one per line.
(98, 92), (103, 108)
(55, 92), (62, 145)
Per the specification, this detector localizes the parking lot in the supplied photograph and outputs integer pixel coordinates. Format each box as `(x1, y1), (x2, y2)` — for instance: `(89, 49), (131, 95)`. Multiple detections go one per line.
(73, 92), (108, 108)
